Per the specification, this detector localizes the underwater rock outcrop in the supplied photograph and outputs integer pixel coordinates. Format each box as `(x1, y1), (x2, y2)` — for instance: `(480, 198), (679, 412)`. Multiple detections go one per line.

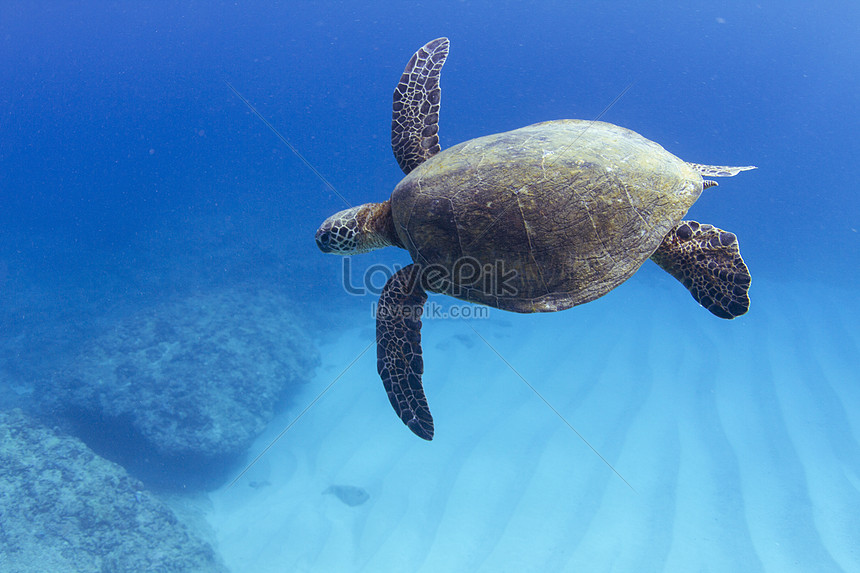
(0, 409), (228, 572)
(45, 287), (319, 487)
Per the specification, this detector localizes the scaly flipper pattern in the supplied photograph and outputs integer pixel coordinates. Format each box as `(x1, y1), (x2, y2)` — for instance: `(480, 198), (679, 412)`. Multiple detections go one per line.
(376, 264), (434, 439)
(651, 220), (751, 319)
(391, 38), (450, 175)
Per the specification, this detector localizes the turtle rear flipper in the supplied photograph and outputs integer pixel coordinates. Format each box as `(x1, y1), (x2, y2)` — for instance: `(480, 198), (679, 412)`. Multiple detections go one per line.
(376, 264), (434, 440)
(651, 221), (751, 319)
(687, 163), (756, 177)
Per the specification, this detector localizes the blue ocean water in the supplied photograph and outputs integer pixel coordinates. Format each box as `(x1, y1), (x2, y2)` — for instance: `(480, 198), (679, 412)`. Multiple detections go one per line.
(1, 1), (859, 571)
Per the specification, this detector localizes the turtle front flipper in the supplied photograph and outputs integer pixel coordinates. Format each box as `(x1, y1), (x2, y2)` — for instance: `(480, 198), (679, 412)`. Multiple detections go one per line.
(391, 38), (450, 175)
(651, 221), (751, 319)
(376, 264), (434, 440)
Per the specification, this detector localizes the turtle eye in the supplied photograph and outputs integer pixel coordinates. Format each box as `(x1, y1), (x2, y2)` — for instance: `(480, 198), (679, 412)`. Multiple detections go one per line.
(316, 222), (358, 253)
(316, 206), (364, 254)
(315, 227), (334, 252)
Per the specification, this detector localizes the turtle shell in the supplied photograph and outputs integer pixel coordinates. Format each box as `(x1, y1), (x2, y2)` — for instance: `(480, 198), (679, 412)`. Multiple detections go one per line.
(390, 120), (704, 313)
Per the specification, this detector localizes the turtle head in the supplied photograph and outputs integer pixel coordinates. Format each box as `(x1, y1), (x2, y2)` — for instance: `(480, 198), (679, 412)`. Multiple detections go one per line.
(315, 201), (401, 255)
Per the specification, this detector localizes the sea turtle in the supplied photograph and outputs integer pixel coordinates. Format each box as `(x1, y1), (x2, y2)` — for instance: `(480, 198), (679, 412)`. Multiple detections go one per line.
(315, 38), (754, 440)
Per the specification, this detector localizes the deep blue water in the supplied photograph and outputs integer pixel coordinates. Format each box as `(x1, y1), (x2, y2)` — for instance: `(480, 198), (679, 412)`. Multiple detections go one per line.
(3, 1), (858, 309)
(1, 0), (859, 569)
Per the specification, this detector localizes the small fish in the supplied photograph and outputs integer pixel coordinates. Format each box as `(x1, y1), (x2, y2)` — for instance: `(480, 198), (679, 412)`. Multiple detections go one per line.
(323, 485), (370, 507)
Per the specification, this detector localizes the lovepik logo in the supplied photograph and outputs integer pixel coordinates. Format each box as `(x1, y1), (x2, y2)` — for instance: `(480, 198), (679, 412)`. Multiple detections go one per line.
(371, 300), (490, 320)
(340, 256), (519, 298)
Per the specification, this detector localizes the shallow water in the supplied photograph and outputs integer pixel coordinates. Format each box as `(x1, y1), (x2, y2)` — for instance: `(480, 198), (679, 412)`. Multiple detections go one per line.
(205, 278), (859, 572)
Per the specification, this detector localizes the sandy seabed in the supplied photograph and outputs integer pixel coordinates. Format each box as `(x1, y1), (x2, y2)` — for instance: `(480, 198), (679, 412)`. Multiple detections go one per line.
(206, 273), (860, 572)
